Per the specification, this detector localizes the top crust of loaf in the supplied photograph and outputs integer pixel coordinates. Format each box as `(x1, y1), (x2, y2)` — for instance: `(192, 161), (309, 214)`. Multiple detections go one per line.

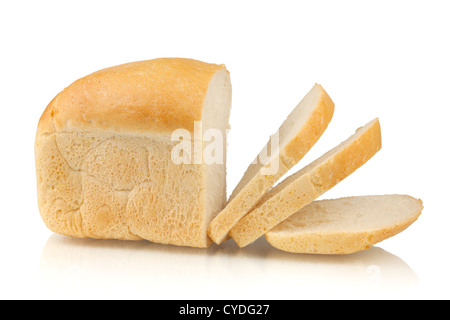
(37, 58), (227, 136)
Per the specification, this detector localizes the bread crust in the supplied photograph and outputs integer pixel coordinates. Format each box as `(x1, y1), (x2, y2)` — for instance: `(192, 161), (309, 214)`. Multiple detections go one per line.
(207, 84), (334, 244)
(37, 58), (226, 136)
(229, 119), (382, 247)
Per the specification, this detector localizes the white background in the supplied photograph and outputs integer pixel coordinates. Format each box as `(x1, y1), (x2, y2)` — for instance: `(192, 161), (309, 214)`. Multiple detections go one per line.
(1, 0), (449, 300)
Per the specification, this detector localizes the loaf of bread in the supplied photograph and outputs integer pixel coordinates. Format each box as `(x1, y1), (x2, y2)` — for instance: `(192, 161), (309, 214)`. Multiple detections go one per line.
(207, 84), (334, 244)
(36, 58), (421, 254)
(265, 195), (423, 254)
(229, 119), (382, 247)
(35, 58), (232, 248)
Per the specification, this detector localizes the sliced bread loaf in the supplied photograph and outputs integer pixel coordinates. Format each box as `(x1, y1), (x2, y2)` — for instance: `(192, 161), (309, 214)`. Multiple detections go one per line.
(229, 118), (382, 247)
(207, 84), (334, 244)
(265, 195), (423, 254)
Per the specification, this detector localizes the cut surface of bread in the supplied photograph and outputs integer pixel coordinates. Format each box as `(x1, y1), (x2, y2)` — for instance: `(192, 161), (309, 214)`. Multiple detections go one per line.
(35, 58), (232, 248)
(229, 118), (382, 247)
(207, 84), (334, 244)
(265, 195), (423, 254)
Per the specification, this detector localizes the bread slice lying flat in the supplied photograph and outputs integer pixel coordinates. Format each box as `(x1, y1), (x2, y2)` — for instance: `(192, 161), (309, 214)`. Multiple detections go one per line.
(265, 195), (423, 254)
(229, 118), (382, 247)
(207, 84), (334, 244)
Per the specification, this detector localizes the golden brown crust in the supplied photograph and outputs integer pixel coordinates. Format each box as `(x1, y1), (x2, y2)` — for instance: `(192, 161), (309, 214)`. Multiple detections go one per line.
(37, 58), (226, 136)
(36, 94), (58, 136)
(281, 85), (335, 166)
(229, 119), (382, 248)
(311, 119), (381, 194)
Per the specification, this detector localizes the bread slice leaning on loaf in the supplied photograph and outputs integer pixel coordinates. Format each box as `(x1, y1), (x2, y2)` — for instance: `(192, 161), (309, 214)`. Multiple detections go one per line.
(207, 84), (334, 244)
(265, 195), (423, 254)
(229, 118), (382, 247)
(35, 58), (232, 248)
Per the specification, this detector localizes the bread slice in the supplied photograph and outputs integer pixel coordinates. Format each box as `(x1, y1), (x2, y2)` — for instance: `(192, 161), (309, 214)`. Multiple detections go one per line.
(265, 195), (423, 254)
(207, 84), (334, 244)
(229, 118), (382, 247)
(35, 58), (232, 248)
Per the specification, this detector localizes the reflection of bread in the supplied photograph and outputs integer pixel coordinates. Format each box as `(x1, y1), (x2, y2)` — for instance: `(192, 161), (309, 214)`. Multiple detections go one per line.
(208, 84), (334, 244)
(40, 235), (418, 297)
(230, 119), (382, 247)
(35, 58), (232, 247)
(265, 195), (423, 254)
